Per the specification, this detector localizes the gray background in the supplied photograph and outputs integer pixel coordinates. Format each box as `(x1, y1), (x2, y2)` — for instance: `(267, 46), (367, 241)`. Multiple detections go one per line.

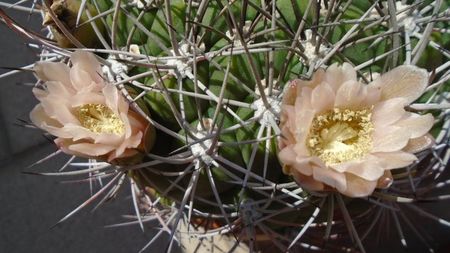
(0, 2), (449, 253)
(0, 4), (163, 253)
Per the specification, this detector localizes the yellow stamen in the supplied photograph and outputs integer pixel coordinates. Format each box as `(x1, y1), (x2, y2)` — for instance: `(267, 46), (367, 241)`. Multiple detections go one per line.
(76, 104), (124, 135)
(307, 107), (373, 165)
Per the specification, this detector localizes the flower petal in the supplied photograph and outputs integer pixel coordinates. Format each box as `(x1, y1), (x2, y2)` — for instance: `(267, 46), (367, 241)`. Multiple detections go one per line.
(312, 165), (347, 192)
(331, 157), (385, 181)
(309, 68), (326, 87)
(278, 146), (297, 174)
(403, 134), (435, 153)
(280, 149), (315, 176)
(281, 104), (294, 130)
(291, 169), (325, 191)
(341, 173), (377, 197)
(70, 51), (104, 85)
(294, 156), (326, 176)
(282, 81), (299, 105)
(113, 131), (143, 160)
(102, 84), (126, 115)
(45, 81), (74, 98)
(371, 98), (407, 127)
(61, 124), (123, 145)
(34, 62), (71, 87)
(30, 104), (71, 138)
(70, 92), (105, 107)
(393, 113), (434, 139)
(279, 129), (291, 149)
(372, 126), (411, 152)
(334, 80), (363, 108)
(40, 97), (78, 124)
(290, 68), (325, 91)
(295, 86), (313, 110)
(325, 63), (357, 91)
(68, 143), (116, 156)
(311, 82), (335, 113)
(54, 138), (85, 157)
(70, 64), (95, 91)
(372, 151), (417, 170)
(32, 87), (48, 101)
(128, 111), (147, 131)
(279, 108), (296, 148)
(369, 65), (428, 104)
(120, 112), (133, 138)
(361, 84), (382, 107)
(294, 109), (315, 145)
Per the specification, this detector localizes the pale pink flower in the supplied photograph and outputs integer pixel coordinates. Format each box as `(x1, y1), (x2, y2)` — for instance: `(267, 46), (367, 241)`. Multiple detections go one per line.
(30, 51), (151, 162)
(278, 63), (434, 197)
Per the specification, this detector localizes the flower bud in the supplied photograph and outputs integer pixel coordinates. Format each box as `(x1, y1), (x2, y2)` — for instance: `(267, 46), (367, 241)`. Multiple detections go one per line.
(43, 0), (105, 48)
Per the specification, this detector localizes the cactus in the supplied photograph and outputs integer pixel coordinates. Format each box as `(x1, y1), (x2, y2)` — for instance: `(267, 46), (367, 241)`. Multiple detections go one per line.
(1, 0), (450, 252)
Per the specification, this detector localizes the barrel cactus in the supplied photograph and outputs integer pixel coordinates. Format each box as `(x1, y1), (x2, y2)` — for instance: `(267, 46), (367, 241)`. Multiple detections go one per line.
(1, 0), (449, 252)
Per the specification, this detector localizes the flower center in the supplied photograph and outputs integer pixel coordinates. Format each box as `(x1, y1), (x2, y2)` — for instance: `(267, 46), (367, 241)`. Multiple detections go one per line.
(76, 104), (125, 135)
(307, 108), (374, 165)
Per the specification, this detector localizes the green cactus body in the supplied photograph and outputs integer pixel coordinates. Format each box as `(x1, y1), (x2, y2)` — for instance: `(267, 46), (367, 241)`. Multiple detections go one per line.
(22, 0), (450, 251)
(107, 0), (449, 239)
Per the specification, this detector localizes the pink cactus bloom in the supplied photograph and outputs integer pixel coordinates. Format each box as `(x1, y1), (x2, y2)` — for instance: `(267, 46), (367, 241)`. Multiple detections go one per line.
(278, 63), (434, 197)
(30, 51), (148, 162)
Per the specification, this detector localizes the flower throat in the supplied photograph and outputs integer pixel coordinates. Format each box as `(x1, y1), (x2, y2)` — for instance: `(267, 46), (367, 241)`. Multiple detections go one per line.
(76, 104), (125, 135)
(307, 107), (373, 165)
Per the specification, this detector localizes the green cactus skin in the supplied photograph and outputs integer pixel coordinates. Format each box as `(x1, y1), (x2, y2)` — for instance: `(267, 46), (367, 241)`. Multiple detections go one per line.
(104, 0), (448, 242)
(19, 0), (450, 251)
